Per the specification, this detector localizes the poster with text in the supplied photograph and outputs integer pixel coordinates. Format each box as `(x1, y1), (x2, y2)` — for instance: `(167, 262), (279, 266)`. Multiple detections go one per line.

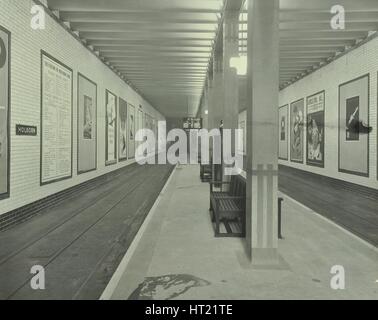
(0, 27), (10, 199)
(128, 104), (135, 159)
(77, 74), (97, 174)
(119, 98), (128, 161)
(290, 99), (304, 163)
(339, 75), (369, 176)
(306, 92), (325, 167)
(105, 90), (117, 165)
(278, 105), (288, 160)
(41, 52), (73, 185)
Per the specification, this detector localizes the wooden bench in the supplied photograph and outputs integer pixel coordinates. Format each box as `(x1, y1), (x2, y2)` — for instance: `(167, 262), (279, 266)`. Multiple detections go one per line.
(200, 164), (212, 182)
(209, 175), (246, 237)
(209, 175), (285, 238)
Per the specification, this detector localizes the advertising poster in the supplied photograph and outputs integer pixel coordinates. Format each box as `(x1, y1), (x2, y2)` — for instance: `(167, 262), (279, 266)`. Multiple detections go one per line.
(41, 52), (73, 185)
(339, 75), (369, 176)
(119, 98), (128, 161)
(238, 111), (247, 156)
(128, 104), (135, 159)
(0, 26), (10, 199)
(106, 90), (117, 165)
(306, 91), (325, 167)
(278, 105), (288, 160)
(137, 108), (143, 150)
(77, 73), (97, 174)
(346, 96), (360, 141)
(83, 96), (93, 140)
(290, 99), (304, 163)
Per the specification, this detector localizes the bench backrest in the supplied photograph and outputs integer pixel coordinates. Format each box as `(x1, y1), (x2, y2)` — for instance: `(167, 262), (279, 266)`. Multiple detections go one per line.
(229, 175), (246, 198)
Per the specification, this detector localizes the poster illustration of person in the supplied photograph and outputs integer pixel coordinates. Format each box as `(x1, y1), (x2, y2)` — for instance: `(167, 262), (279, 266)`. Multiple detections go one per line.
(290, 99), (304, 163)
(306, 92), (325, 167)
(128, 104), (135, 159)
(280, 117), (285, 141)
(346, 96), (359, 141)
(106, 91), (117, 164)
(119, 99), (127, 160)
(307, 114), (324, 163)
(83, 95), (93, 140)
(130, 114), (134, 140)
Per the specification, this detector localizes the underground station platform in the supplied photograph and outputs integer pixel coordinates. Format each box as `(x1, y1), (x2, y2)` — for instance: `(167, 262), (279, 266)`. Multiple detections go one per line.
(0, 0), (377, 308)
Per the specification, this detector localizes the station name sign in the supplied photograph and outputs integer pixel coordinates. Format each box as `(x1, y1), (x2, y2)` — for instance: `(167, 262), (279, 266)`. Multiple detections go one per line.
(16, 124), (37, 136)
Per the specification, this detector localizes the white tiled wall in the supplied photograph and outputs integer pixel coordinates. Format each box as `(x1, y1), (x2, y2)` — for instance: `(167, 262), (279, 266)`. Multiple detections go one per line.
(0, 0), (166, 215)
(279, 36), (378, 189)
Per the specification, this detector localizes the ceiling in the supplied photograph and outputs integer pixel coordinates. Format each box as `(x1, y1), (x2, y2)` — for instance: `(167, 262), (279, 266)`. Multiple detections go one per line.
(46, 0), (224, 118)
(45, 0), (378, 118)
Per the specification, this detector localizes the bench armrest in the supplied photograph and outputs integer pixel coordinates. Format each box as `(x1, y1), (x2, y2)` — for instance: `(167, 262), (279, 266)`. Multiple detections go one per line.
(220, 196), (245, 200)
(209, 181), (231, 185)
(209, 180), (231, 192)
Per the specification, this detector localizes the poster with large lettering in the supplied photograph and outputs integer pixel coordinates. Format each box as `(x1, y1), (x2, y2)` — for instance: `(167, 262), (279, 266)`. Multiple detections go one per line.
(105, 90), (117, 165)
(77, 73), (97, 174)
(278, 105), (288, 160)
(306, 91), (325, 167)
(339, 75), (369, 176)
(0, 26), (10, 199)
(128, 104), (135, 159)
(41, 52), (73, 185)
(119, 98), (128, 161)
(290, 99), (304, 163)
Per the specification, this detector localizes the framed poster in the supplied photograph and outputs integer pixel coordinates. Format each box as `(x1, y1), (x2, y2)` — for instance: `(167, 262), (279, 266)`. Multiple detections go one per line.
(118, 97), (128, 161)
(278, 105), (288, 160)
(128, 104), (135, 159)
(238, 110), (247, 155)
(0, 26), (10, 200)
(290, 99), (305, 163)
(137, 107), (143, 149)
(77, 73), (97, 174)
(105, 90), (117, 166)
(306, 91), (325, 167)
(339, 75), (369, 177)
(41, 51), (73, 185)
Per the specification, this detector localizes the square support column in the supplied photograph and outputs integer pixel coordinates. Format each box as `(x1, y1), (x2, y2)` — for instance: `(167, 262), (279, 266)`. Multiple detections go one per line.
(223, 10), (240, 152)
(212, 25), (224, 130)
(246, 0), (280, 265)
(207, 67), (216, 130)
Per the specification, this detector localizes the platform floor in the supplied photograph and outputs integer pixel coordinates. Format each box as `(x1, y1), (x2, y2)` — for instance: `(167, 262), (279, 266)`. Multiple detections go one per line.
(106, 164), (378, 300)
(279, 165), (378, 246)
(0, 163), (174, 300)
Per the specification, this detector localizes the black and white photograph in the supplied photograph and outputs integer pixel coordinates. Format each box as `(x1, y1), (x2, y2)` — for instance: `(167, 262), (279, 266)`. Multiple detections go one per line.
(0, 0), (377, 308)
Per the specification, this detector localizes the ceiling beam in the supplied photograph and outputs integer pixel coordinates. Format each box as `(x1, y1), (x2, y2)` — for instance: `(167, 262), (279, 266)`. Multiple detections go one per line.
(48, 0), (223, 12)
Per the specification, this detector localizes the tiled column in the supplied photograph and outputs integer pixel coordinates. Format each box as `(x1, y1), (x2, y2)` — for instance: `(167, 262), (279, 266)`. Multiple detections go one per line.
(212, 25), (224, 130)
(246, 0), (280, 265)
(223, 10), (240, 152)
